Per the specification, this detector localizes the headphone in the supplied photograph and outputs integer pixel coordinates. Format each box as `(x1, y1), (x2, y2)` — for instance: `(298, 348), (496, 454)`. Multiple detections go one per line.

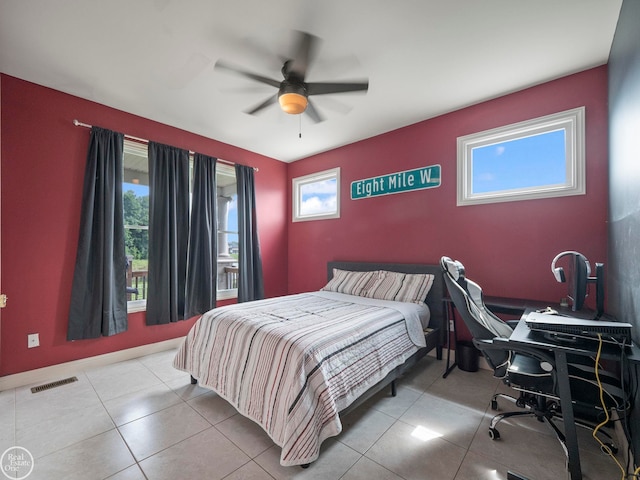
(551, 251), (591, 283)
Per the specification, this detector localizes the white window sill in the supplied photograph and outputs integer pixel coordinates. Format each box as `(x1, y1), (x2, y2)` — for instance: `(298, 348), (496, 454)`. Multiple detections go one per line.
(217, 289), (238, 301)
(127, 299), (147, 314)
(126, 290), (237, 315)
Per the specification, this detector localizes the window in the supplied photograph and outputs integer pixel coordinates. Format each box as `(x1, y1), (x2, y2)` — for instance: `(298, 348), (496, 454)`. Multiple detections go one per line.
(292, 167), (340, 222)
(122, 139), (239, 310)
(456, 107), (585, 206)
(216, 163), (238, 300)
(123, 140), (150, 313)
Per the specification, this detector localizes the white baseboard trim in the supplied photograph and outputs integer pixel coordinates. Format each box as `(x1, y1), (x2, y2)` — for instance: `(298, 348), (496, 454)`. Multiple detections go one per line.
(0, 337), (184, 391)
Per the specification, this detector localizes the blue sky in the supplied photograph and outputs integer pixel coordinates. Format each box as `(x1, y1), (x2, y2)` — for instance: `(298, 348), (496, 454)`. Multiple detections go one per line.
(472, 129), (566, 193)
(124, 183), (148, 197)
(300, 178), (338, 215)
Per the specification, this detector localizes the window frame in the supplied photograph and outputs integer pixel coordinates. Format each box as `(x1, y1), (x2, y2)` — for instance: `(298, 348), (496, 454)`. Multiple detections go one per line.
(456, 106), (585, 206)
(292, 167), (341, 222)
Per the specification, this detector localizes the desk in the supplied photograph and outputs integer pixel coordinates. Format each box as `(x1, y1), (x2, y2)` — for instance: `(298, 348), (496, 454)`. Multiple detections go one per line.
(509, 315), (639, 480)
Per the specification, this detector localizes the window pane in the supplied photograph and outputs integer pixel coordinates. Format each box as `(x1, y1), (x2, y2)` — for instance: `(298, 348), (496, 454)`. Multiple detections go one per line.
(216, 164), (238, 295)
(471, 129), (567, 194)
(226, 194), (238, 258)
(299, 177), (338, 216)
(123, 141), (150, 305)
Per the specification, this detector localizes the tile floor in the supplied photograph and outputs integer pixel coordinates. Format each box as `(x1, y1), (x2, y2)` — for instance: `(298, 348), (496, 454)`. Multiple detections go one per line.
(0, 349), (625, 480)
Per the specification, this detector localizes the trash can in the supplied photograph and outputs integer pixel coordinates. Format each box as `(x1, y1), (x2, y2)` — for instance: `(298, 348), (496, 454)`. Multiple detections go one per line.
(456, 341), (479, 372)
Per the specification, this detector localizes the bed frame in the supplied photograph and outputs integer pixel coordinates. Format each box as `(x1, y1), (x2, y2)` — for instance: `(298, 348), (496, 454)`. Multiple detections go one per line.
(327, 261), (445, 417)
(188, 261), (445, 467)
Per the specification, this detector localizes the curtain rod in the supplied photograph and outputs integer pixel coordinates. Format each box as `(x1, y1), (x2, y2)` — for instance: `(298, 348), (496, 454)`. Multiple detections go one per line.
(73, 119), (257, 171)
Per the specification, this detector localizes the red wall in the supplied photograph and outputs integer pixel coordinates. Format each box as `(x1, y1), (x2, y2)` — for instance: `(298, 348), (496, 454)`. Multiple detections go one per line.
(287, 67), (609, 312)
(1, 66), (610, 376)
(0, 75), (288, 376)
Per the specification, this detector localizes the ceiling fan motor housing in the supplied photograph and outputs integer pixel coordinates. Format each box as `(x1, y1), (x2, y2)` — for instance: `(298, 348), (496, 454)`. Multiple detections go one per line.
(278, 81), (308, 114)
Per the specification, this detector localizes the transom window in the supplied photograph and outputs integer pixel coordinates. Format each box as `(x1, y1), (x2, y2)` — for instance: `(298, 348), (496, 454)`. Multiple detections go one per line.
(292, 167), (340, 222)
(456, 107), (585, 206)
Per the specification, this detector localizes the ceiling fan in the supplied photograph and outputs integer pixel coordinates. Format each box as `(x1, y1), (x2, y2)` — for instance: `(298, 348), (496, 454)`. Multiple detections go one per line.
(214, 31), (369, 123)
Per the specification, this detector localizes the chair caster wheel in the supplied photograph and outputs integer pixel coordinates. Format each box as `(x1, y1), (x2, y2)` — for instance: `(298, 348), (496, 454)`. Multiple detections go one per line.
(489, 428), (500, 440)
(601, 443), (618, 455)
(491, 399), (498, 410)
(515, 398), (526, 408)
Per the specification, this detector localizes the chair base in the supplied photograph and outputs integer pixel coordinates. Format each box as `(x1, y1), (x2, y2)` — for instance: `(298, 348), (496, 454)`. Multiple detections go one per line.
(489, 392), (617, 456)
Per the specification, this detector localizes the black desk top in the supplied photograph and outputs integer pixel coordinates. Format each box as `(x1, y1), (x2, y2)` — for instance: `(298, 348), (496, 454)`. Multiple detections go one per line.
(483, 295), (607, 320)
(483, 295), (553, 314)
(510, 314), (640, 362)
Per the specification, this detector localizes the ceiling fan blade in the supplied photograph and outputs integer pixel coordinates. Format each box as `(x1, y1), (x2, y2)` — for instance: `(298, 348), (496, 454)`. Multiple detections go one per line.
(245, 95), (278, 115)
(306, 81), (369, 95)
(214, 60), (281, 88)
(288, 31), (320, 79)
(305, 99), (324, 123)
(239, 36), (288, 71)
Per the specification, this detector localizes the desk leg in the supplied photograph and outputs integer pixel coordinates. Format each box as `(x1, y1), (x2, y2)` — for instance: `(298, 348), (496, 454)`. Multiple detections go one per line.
(443, 299), (458, 378)
(555, 350), (582, 480)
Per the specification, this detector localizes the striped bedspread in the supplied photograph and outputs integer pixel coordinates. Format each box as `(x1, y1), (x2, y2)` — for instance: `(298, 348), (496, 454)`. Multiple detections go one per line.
(173, 291), (429, 466)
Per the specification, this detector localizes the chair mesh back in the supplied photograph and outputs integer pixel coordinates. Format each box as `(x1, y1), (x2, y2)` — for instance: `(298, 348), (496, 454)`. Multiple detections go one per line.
(441, 257), (512, 372)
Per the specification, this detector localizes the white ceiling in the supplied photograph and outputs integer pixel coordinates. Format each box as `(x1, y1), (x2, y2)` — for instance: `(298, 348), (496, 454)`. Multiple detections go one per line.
(0, 0), (623, 163)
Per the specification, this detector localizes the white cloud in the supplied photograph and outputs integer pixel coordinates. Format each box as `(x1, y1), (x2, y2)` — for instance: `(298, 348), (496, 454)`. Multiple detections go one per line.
(300, 195), (337, 215)
(301, 179), (337, 195)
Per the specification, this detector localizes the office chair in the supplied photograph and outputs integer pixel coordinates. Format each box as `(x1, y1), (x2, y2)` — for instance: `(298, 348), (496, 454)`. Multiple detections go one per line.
(440, 256), (625, 454)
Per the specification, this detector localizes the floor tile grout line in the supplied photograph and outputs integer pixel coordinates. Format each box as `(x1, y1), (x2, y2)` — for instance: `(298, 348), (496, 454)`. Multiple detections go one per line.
(337, 408), (409, 480)
(16, 373), (117, 462)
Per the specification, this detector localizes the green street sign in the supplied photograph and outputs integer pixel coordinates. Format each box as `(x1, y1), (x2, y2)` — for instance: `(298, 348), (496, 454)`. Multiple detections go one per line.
(351, 164), (441, 200)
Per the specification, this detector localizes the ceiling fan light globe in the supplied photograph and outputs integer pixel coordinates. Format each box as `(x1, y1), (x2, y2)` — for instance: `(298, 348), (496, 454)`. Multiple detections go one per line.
(278, 92), (308, 114)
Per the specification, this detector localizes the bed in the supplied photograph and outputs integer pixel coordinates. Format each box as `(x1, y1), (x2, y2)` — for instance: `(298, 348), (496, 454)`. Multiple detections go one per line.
(173, 261), (445, 466)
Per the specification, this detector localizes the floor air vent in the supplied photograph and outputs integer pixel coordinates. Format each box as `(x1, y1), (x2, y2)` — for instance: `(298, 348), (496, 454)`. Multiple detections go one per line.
(31, 376), (78, 393)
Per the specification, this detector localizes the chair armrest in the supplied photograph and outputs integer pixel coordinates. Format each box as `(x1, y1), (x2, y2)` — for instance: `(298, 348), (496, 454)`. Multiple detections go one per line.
(474, 337), (556, 366)
(473, 337), (558, 391)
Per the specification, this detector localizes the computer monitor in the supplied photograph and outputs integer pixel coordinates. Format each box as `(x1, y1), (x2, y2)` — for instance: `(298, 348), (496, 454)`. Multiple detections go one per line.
(592, 262), (605, 318)
(552, 251), (605, 318)
(568, 253), (588, 311)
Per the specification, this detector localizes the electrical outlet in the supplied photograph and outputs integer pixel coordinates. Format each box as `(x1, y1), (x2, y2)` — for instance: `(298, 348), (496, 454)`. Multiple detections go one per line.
(27, 333), (39, 348)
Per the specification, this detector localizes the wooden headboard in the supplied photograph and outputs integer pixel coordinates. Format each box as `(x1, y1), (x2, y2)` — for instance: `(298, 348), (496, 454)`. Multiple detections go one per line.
(327, 261), (446, 355)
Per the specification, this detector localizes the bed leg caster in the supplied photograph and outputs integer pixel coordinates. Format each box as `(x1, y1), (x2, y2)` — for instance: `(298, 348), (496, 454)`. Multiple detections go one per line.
(301, 464), (310, 469)
(391, 380), (397, 397)
(190, 375), (197, 385)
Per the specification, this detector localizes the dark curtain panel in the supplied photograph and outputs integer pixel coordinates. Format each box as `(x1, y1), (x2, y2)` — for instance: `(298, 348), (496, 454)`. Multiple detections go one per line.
(68, 127), (127, 339)
(184, 153), (217, 317)
(235, 164), (264, 302)
(146, 142), (190, 324)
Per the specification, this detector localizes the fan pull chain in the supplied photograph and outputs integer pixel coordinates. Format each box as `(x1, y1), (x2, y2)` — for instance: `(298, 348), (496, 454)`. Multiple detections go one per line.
(299, 114), (302, 139)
